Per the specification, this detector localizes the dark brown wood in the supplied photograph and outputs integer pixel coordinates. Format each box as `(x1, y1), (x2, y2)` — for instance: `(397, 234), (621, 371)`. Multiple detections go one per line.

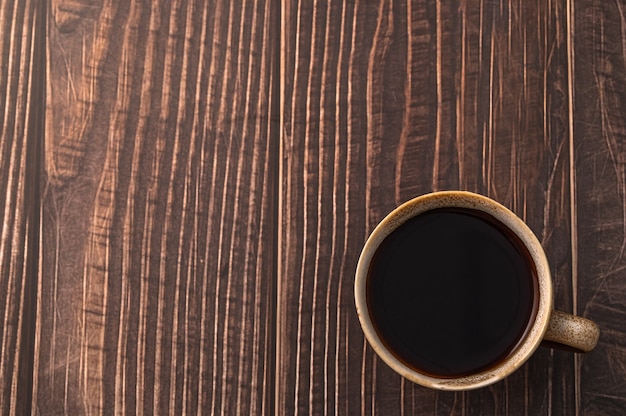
(573, 1), (626, 414)
(34, 0), (278, 414)
(2, 0), (626, 414)
(0, 0), (44, 414)
(277, 0), (614, 415)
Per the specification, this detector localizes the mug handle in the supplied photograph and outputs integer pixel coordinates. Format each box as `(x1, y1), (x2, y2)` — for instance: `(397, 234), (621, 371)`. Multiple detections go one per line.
(541, 310), (600, 353)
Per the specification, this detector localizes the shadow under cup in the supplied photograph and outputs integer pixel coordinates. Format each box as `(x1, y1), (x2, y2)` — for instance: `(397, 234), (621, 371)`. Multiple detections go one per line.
(355, 191), (556, 391)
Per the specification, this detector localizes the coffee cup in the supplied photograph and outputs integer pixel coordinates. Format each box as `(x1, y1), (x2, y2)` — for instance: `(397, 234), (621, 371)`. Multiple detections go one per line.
(355, 191), (599, 390)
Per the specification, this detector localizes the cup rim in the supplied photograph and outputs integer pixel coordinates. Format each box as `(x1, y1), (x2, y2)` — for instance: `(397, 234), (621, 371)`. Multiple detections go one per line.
(354, 190), (553, 390)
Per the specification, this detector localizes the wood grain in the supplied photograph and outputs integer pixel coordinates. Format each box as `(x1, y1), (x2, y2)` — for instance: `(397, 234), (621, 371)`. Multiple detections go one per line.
(35, 0), (278, 414)
(573, 1), (626, 414)
(278, 0), (582, 414)
(0, 0), (44, 414)
(2, 0), (625, 414)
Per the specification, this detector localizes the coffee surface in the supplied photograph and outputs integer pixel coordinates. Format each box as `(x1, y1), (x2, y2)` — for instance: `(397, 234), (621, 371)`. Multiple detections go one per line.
(366, 208), (537, 377)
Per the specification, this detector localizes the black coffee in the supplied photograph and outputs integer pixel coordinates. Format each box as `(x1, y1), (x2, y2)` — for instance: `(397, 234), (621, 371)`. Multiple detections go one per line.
(366, 207), (538, 377)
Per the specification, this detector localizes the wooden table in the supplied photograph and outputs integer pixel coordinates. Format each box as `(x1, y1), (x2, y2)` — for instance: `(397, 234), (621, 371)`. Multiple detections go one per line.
(2, 0), (625, 414)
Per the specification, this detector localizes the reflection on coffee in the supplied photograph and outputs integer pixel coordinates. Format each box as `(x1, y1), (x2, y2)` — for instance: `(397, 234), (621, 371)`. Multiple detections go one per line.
(366, 208), (539, 377)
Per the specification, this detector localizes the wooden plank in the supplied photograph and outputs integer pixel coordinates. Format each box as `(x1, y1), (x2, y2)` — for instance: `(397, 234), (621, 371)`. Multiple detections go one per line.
(572, 1), (626, 414)
(4, 0), (621, 413)
(0, 0), (44, 414)
(278, 0), (578, 414)
(35, 0), (279, 414)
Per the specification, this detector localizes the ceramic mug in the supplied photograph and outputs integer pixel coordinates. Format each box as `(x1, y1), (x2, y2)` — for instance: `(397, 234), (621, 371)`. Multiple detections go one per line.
(355, 191), (600, 391)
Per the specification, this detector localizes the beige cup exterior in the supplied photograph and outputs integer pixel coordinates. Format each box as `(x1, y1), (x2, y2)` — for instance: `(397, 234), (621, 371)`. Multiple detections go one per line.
(355, 191), (600, 391)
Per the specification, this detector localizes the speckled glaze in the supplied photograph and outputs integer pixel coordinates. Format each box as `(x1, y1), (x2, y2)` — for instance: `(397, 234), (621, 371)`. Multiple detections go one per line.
(355, 191), (600, 391)
(543, 310), (600, 353)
